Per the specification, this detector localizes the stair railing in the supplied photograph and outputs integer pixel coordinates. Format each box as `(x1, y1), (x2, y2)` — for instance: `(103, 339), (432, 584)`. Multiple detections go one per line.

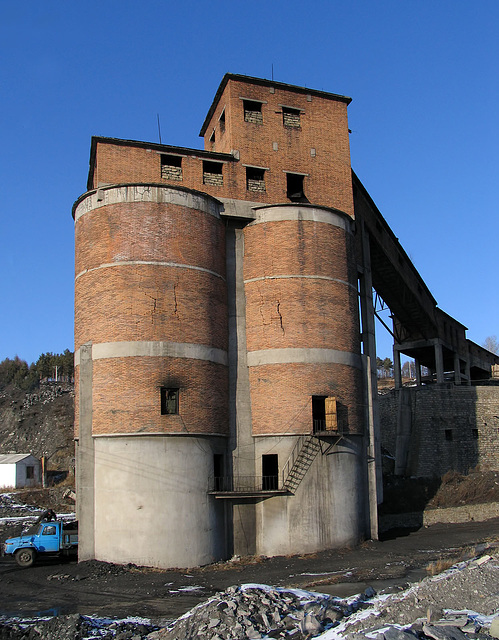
(281, 434), (310, 488)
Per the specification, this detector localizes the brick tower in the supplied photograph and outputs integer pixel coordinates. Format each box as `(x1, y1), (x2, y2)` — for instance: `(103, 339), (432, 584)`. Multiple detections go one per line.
(74, 74), (376, 568)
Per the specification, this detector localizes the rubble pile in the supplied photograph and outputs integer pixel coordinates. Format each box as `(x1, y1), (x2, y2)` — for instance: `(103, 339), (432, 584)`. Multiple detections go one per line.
(0, 613), (158, 640)
(0, 550), (498, 639)
(147, 584), (348, 640)
(148, 553), (499, 640)
(336, 553), (499, 640)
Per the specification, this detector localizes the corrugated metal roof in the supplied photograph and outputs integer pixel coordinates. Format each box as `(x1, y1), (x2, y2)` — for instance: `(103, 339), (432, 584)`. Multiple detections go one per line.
(0, 454), (36, 465)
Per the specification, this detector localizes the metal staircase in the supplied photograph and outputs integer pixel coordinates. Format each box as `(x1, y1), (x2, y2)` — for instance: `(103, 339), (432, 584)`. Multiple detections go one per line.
(282, 436), (321, 494)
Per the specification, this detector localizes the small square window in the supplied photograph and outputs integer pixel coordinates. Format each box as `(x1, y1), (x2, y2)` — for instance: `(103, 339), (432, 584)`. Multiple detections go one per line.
(161, 388), (179, 415)
(243, 100), (263, 124)
(161, 155), (183, 181)
(203, 161), (223, 186)
(283, 106), (301, 128)
(26, 466), (34, 479)
(246, 167), (266, 192)
(445, 429), (453, 441)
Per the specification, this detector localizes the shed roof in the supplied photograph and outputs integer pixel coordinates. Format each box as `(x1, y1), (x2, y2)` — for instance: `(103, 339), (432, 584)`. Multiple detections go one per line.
(0, 454), (37, 465)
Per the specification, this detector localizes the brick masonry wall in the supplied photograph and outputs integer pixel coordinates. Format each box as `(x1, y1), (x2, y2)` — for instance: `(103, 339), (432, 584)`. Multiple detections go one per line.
(90, 77), (354, 217)
(243, 219), (360, 354)
(75, 200), (227, 350)
(204, 78), (354, 216)
(248, 363), (364, 435)
(379, 384), (499, 476)
(75, 202), (225, 277)
(379, 502), (499, 531)
(243, 215), (363, 436)
(74, 191), (229, 438)
(75, 266), (227, 348)
(247, 178), (265, 193)
(91, 356), (228, 436)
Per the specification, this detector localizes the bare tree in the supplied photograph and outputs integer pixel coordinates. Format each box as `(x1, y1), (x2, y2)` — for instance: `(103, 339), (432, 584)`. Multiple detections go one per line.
(483, 335), (499, 355)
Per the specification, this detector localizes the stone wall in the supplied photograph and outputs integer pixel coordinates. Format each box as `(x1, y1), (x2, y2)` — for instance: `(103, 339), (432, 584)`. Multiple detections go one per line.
(379, 383), (499, 477)
(379, 501), (499, 531)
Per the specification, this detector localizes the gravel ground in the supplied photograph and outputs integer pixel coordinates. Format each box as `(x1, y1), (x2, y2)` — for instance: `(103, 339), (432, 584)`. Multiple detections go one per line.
(2, 493), (499, 639)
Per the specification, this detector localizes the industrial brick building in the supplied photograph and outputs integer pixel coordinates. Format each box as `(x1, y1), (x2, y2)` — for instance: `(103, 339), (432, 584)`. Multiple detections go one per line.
(73, 74), (498, 568)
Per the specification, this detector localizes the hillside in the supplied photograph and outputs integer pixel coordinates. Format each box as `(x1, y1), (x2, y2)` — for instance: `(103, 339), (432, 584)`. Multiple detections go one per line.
(0, 380), (75, 481)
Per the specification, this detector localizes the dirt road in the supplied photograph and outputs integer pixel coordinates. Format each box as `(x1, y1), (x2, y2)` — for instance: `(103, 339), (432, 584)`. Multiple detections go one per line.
(1, 518), (498, 625)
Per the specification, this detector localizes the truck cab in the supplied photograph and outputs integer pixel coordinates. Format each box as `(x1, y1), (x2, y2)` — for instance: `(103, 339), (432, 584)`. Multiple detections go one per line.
(3, 519), (78, 567)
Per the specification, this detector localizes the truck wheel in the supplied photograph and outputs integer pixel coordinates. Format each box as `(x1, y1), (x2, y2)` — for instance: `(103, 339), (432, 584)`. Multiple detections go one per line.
(14, 548), (35, 568)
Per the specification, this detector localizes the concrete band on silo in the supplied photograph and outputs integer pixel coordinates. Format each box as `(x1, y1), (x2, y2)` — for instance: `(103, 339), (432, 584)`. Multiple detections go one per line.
(246, 348), (361, 368)
(72, 183), (222, 222)
(244, 273), (356, 290)
(75, 260), (224, 283)
(249, 203), (354, 232)
(75, 341), (228, 366)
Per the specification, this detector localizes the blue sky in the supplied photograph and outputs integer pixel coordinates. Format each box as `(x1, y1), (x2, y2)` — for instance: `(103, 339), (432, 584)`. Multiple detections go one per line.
(1, 0), (497, 364)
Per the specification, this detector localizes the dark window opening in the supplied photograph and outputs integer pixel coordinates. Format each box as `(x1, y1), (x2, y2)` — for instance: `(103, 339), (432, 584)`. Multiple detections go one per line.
(203, 160), (223, 186)
(209, 129), (215, 144)
(313, 396), (341, 432)
(214, 454), (224, 491)
(283, 106), (301, 128)
(26, 466), (34, 480)
(472, 429), (479, 439)
(312, 396), (326, 433)
(445, 429), (453, 441)
(262, 454), (278, 490)
(161, 154), (183, 181)
(286, 173), (308, 203)
(246, 167), (266, 193)
(219, 109), (225, 133)
(161, 388), (179, 415)
(243, 100), (263, 125)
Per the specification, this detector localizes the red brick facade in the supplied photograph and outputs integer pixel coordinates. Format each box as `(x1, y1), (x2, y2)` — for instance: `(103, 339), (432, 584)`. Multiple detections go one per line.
(91, 357), (228, 436)
(74, 74), (363, 443)
(248, 363), (363, 436)
(74, 190), (229, 438)
(89, 76), (353, 217)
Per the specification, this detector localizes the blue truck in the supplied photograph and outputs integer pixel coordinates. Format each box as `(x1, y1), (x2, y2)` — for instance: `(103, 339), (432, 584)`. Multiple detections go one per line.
(2, 517), (78, 567)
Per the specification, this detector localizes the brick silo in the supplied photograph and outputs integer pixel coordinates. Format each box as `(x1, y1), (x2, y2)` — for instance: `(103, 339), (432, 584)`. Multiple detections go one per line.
(73, 184), (229, 568)
(243, 204), (367, 556)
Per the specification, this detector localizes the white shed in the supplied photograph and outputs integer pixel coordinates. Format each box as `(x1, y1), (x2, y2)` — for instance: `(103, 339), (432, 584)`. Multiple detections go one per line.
(0, 454), (41, 489)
